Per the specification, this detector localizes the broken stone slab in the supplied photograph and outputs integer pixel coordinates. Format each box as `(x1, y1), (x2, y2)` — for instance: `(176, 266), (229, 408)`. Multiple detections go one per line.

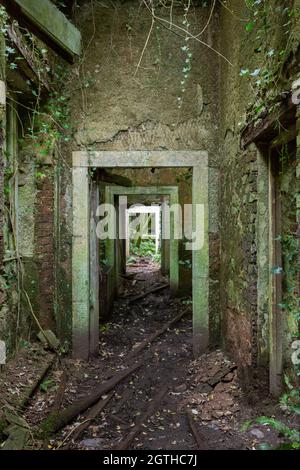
(1, 409), (31, 450)
(222, 371), (235, 382)
(1, 425), (30, 450)
(212, 410), (225, 419)
(0, 340), (6, 365)
(292, 77), (300, 90)
(37, 330), (59, 351)
(214, 382), (229, 393)
(250, 428), (264, 439)
(174, 384), (187, 393)
(4, 407), (30, 429)
(207, 365), (237, 388)
(0, 80), (5, 106)
(198, 383), (213, 394)
(79, 438), (105, 449)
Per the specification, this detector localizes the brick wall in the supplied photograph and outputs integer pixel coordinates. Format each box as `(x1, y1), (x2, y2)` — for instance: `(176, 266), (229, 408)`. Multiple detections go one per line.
(34, 171), (55, 330)
(220, 148), (259, 370)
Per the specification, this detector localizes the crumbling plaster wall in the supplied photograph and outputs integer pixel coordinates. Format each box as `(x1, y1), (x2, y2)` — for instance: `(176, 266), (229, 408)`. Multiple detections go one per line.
(218, 0), (271, 372)
(58, 0), (222, 344)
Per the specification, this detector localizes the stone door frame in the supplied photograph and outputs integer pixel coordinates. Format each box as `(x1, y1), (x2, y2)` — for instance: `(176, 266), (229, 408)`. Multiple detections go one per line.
(126, 205), (161, 255)
(72, 150), (209, 359)
(105, 185), (179, 296)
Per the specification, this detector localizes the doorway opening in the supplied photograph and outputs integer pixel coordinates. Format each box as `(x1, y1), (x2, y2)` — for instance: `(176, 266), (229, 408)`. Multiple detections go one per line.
(103, 185), (179, 303)
(72, 151), (209, 360)
(257, 126), (299, 396)
(126, 202), (162, 271)
(269, 139), (298, 395)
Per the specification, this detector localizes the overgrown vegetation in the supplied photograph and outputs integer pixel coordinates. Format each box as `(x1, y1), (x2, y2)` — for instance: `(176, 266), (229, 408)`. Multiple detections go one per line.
(129, 237), (161, 265)
(241, 0), (300, 120)
(240, 2), (300, 449)
(0, 4), (73, 354)
(0, 0), (299, 451)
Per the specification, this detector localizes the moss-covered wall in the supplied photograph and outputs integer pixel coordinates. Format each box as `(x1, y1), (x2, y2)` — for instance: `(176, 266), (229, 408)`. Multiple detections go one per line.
(1, 0), (298, 374)
(0, 10), (65, 357)
(218, 0), (300, 376)
(57, 0), (222, 345)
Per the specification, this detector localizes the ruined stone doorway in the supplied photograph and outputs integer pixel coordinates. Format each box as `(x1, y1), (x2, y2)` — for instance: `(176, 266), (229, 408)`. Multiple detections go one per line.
(126, 204), (161, 270)
(268, 139), (298, 396)
(269, 151), (283, 396)
(72, 151), (208, 360)
(257, 134), (298, 396)
(104, 186), (179, 300)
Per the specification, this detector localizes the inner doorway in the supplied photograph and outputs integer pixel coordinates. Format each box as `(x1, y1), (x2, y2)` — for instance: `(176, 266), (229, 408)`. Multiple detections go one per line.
(72, 150), (209, 359)
(104, 185), (179, 301)
(268, 140), (298, 395)
(126, 203), (161, 270)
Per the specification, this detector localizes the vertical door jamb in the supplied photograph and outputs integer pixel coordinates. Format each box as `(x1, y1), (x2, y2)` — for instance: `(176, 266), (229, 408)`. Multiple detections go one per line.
(192, 165), (209, 356)
(72, 166), (90, 359)
(170, 190), (179, 296)
(269, 150), (283, 396)
(89, 176), (99, 356)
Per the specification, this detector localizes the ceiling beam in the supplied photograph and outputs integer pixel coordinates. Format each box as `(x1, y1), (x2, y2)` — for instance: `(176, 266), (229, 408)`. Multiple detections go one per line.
(7, 23), (50, 90)
(0, 0), (81, 62)
(241, 94), (296, 149)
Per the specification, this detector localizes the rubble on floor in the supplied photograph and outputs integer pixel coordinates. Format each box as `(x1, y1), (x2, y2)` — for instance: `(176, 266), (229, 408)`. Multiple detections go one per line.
(183, 350), (241, 428)
(0, 345), (55, 411)
(0, 268), (295, 451)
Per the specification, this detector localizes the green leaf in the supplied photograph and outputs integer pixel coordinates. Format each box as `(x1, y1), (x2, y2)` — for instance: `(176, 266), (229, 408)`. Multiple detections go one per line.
(240, 68), (250, 77)
(245, 22), (255, 32)
(39, 378), (55, 393)
(240, 419), (252, 432)
(258, 443), (273, 450)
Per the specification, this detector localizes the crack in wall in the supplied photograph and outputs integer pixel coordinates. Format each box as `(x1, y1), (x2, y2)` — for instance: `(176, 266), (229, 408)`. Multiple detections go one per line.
(75, 115), (214, 153)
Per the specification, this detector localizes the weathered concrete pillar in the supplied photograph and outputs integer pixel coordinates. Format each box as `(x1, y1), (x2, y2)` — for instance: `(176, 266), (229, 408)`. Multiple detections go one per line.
(89, 178), (99, 357)
(72, 166), (90, 360)
(153, 208), (160, 254)
(256, 145), (269, 366)
(105, 187), (117, 297)
(192, 165), (209, 356)
(169, 192), (179, 296)
(161, 196), (170, 276)
(118, 196), (127, 274)
(115, 198), (121, 292)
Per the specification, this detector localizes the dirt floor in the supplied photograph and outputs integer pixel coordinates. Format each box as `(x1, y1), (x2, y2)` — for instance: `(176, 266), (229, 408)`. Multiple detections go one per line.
(0, 258), (296, 450)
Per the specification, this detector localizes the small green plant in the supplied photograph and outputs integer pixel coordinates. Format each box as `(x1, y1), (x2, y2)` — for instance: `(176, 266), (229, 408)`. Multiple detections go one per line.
(129, 238), (161, 264)
(58, 341), (69, 356)
(18, 339), (30, 350)
(240, 1), (299, 121)
(35, 171), (46, 180)
(177, 0), (193, 110)
(127, 255), (136, 266)
(182, 298), (192, 306)
(39, 378), (56, 393)
(179, 259), (192, 269)
(100, 323), (111, 333)
(280, 375), (300, 415)
(242, 416), (300, 450)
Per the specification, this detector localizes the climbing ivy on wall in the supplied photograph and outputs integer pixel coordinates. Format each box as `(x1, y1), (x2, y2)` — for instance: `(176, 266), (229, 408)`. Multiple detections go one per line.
(0, 5), (73, 164)
(238, 1), (300, 449)
(0, 4), (74, 354)
(274, 147), (300, 449)
(241, 0), (299, 118)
